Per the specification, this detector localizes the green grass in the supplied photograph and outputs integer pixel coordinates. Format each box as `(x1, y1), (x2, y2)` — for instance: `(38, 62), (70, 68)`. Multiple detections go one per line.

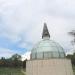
(73, 66), (75, 75)
(0, 67), (25, 75)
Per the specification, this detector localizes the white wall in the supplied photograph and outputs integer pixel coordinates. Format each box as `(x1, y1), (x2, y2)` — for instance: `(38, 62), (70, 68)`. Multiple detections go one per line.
(26, 59), (74, 75)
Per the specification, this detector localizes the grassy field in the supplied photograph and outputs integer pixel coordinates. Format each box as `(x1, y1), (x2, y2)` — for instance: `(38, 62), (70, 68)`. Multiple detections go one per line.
(73, 66), (75, 75)
(0, 67), (25, 75)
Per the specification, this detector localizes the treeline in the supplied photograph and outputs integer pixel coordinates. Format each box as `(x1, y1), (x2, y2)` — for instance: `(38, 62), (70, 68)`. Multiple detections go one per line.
(66, 53), (75, 66)
(0, 54), (27, 68)
(0, 53), (75, 68)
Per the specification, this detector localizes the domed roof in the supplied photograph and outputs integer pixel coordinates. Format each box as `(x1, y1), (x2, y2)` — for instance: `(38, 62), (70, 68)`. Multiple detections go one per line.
(31, 23), (65, 59)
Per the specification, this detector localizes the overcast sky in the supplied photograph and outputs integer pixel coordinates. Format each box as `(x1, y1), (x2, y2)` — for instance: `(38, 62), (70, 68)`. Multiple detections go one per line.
(0, 0), (75, 58)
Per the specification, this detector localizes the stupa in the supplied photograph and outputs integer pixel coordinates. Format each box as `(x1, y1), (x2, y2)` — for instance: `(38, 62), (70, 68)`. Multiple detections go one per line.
(26, 23), (74, 75)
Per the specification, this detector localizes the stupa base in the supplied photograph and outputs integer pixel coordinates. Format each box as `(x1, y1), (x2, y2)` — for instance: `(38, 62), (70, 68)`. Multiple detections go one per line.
(26, 59), (74, 75)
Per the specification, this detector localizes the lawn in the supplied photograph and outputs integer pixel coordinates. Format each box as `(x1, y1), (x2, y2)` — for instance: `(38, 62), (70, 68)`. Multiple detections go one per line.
(0, 67), (25, 75)
(73, 66), (75, 75)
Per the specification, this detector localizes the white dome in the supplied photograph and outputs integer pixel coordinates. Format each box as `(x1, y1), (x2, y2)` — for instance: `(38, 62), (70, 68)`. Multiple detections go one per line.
(31, 39), (65, 59)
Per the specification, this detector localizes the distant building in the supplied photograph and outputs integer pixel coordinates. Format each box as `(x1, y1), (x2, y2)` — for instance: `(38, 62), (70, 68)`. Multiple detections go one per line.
(26, 23), (74, 75)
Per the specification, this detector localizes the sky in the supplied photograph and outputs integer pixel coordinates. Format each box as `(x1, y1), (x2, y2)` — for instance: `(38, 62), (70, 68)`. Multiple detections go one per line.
(0, 0), (75, 58)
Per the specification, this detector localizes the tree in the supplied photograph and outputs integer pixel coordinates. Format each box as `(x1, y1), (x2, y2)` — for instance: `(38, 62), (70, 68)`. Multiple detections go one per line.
(11, 54), (22, 68)
(68, 30), (75, 45)
(0, 54), (23, 68)
(66, 53), (75, 66)
(23, 59), (27, 69)
(11, 54), (21, 61)
(0, 57), (6, 67)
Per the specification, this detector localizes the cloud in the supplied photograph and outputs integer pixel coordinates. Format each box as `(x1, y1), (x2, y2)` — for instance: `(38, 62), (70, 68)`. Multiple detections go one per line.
(21, 51), (31, 61)
(43, 0), (75, 19)
(0, 0), (75, 58)
(0, 47), (17, 58)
